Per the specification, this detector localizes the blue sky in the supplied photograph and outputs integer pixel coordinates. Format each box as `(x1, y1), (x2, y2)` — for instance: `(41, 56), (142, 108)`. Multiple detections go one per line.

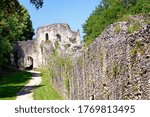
(18, 0), (100, 39)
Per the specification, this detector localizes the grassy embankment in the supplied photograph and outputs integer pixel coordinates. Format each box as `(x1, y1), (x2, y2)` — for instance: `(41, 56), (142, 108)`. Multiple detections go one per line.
(0, 70), (32, 100)
(33, 69), (64, 100)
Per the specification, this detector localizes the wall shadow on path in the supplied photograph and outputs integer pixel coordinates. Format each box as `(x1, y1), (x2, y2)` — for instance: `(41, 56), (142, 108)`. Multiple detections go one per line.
(0, 85), (43, 99)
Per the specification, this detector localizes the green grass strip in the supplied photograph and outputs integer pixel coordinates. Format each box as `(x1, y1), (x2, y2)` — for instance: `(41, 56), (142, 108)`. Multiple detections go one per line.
(33, 69), (64, 100)
(0, 70), (32, 100)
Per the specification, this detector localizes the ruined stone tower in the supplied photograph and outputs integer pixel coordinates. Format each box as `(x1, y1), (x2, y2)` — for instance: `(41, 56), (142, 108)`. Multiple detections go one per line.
(12, 23), (82, 70)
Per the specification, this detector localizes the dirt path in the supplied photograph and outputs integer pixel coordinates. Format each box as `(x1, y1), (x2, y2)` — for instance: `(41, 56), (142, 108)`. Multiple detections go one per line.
(16, 70), (42, 100)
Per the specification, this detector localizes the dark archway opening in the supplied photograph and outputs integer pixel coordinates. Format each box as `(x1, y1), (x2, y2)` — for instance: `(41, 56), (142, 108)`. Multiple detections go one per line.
(25, 56), (33, 70)
(45, 33), (49, 41)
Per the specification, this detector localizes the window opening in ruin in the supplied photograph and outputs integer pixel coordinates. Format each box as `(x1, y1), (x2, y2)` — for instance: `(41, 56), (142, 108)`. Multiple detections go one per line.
(45, 33), (49, 41)
(56, 33), (61, 41)
(25, 56), (33, 70)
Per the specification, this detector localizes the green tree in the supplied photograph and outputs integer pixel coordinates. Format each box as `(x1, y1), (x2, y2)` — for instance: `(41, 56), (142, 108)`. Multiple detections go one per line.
(18, 5), (34, 41)
(0, 0), (34, 67)
(83, 0), (150, 43)
(0, 0), (43, 11)
(30, 0), (44, 9)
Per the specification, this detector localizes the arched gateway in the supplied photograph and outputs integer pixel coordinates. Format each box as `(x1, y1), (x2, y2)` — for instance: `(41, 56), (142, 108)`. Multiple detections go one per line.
(25, 56), (33, 70)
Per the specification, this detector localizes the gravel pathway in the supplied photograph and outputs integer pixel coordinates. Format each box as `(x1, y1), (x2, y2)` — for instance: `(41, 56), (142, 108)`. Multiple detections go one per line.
(16, 70), (41, 100)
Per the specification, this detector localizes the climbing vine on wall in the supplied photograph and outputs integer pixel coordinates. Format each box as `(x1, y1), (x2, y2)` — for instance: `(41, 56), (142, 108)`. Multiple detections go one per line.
(47, 50), (73, 98)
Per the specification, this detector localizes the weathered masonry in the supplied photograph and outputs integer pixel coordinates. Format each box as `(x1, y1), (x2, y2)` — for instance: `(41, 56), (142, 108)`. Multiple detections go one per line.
(48, 19), (150, 100)
(68, 24), (150, 100)
(12, 16), (150, 100)
(12, 23), (82, 70)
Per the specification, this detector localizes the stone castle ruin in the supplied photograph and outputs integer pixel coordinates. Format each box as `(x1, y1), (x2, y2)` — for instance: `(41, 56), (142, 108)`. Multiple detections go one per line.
(12, 23), (82, 70)
(11, 15), (150, 100)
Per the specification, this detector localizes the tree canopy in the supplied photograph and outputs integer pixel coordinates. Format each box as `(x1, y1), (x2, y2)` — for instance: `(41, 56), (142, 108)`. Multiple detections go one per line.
(0, 0), (34, 67)
(30, 0), (44, 9)
(83, 0), (150, 43)
(0, 0), (43, 11)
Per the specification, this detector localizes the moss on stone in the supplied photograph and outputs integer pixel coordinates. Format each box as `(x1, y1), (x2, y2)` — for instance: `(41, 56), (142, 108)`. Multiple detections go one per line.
(135, 41), (144, 55)
(112, 63), (119, 79)
(131, 41), (144, 57)
(114, 25), (122, 34)
(128, 20), (141, 34)
(45, 40), (51, 44)
(98, 50), (103, 65)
